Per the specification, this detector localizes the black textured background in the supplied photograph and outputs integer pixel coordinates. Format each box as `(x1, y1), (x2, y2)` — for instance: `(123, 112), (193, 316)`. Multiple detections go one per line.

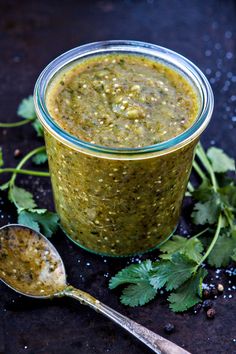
(0, 1), (235, 353)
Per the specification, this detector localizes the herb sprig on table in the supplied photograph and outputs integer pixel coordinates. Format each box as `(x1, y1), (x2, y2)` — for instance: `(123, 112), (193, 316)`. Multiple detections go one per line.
(0, 95), (235, 312)
(0, 96), (58, 237)
(109, 144), (236, 311)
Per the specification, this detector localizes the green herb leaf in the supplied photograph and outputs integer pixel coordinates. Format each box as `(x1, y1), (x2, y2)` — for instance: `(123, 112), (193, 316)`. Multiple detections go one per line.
(150, 254), (196, 291)
(0, 148), (4, 167)
(29, 208), (59, 238)
(218, 185), (236, 209)
(32, 120), (44, 137)
(207, 147), (235, 173)
(18, 209), (59, 238)
(9, 185), (37, 211)
(191, 199), (220, 225)
(159, 235), (204, 263)
(32, 151), (48, 165)
(17, 95), (44, 137)
(207, 231), (236, 267)
(17, 96), (37, 120)
(191, 182), (215, 202)
(168, 268), (208, 312)
(18, 210), (40, 231)
(120, 282), (157, 307)
(109, 260), (153, 289)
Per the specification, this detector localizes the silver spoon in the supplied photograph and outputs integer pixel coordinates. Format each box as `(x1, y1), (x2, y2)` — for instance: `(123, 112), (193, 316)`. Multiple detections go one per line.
(0, 224), (191, 354)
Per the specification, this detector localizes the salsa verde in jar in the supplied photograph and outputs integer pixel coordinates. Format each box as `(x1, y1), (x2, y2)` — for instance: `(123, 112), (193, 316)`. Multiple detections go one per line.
(34, 41), (213, 256)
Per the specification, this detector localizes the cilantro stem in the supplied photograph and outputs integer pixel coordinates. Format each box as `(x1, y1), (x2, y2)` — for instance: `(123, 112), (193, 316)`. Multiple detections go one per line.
(224, 208), (234, 229)
(0, 168), (49, 177)
(197, 214), (223, 267)
(192, 160), (208, 182)
(192, 227), (209, 239)
(0, 118), (34, 128)
(9, 146), (46, 187)
(196, 143), (218, 190)
(187, 181), (194, 193)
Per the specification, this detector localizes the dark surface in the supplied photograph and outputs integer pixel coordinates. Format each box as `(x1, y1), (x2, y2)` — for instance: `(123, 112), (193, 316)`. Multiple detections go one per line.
(0, 1), (235, 353)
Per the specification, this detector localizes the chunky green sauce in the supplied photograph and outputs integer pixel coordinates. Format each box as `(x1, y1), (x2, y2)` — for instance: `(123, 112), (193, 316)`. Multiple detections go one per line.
(0, 226), (66, 296)
(45, 53), (199, 256)
(47, 54), (198, 148)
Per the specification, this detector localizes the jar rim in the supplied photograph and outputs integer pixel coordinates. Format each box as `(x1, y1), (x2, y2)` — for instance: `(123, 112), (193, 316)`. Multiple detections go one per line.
(34, 40), (214, 157)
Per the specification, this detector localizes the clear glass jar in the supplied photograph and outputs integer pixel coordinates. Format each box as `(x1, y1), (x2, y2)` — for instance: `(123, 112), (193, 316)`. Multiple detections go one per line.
(34, 40), (213, 256)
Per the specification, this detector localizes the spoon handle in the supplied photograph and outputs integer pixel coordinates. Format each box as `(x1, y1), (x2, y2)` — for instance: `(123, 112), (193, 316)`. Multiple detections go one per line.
(63, 286), (191, 354)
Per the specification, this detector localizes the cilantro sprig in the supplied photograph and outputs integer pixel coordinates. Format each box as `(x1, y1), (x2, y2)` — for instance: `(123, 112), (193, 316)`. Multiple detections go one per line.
(109, 144), (235, 312)
(0, 96), (44, 135)
(0, 97), (57, 237)
(191, 143), (236, 266)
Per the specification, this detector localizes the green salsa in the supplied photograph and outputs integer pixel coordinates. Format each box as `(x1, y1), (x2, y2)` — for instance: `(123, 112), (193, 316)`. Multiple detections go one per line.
(44, 53), (199, 256)
(47, 54), (198, 147)
(0, 226), (66, 296)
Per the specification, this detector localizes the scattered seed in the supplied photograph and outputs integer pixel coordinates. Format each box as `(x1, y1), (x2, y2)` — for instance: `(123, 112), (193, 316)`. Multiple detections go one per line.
(14, 149), (21, 157)
(217, 283), (224, 293)
(203, 289), (211, 299)
(206, 308), (216, 319)
(164, 323), (175, 334)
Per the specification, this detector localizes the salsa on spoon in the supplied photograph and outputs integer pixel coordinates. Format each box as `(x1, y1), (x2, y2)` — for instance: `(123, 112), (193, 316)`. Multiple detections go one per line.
(0, 224), (190, 354)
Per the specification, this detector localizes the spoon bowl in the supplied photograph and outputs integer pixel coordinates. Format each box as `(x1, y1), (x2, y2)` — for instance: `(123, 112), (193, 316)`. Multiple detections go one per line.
(0, 224), (66, 298)
(0, 224), (191, 354)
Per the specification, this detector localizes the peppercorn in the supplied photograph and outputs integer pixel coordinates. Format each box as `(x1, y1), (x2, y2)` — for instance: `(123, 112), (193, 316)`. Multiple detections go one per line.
(206, 308), (216, 319)
(217, 283), (224, 293)
(14, 149), (21, 157)
(202, 299), (213, 310)
(164, 323), (175, 334)
(203, 289), (211, 299)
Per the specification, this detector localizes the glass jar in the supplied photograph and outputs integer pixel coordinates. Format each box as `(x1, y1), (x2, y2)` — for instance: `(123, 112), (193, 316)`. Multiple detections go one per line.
(34, 40), (213, 256)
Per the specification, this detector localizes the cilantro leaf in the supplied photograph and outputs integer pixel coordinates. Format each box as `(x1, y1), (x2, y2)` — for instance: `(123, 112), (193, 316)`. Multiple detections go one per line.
(0, 148), (4, 167)
(208, 232), (236, 267)
(168, 268), (207, 312)
(192, 182), (215, 202)
(28, 208), (59, 238)
(32, 151), (48, 165)
(120, 282), (157, 307)
(18, 209), (59, 238)
(218, 185), (236, 209)
(109, 260), (153, 289)
(32, 120), (44, 137)
(191, 199), (220, 225)
(159, 235), (204, 263)
(18, 210), (40, 232)
(29, 208), (47, 214)
(150, 254), (196, 291)
(17, 96), (37, 120)
(207, 147), (235, 173)
(17, 95), (44, 137)
(9, 185), (37, 211)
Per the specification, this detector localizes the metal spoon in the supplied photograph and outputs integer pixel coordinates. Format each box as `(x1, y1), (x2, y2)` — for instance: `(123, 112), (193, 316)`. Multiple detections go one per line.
(0, 224), (190, 354)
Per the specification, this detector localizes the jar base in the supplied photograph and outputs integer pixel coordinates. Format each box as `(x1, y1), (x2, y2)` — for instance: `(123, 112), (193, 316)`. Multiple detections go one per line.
(60, 225), (177, 258)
